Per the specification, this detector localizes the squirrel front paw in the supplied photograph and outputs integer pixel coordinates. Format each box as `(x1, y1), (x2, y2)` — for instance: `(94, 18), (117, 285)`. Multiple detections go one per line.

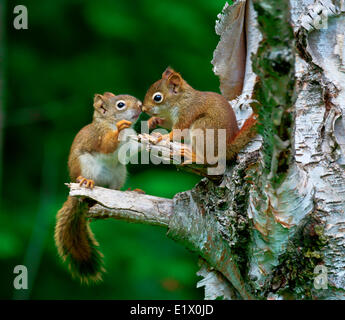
(116, 120), (132, 132)
(148, 117), (164, 130)
(76, 176), (95, 189)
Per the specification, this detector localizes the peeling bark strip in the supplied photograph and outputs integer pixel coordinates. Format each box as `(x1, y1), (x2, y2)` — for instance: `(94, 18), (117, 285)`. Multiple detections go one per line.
(247, 0), (297, 292)
(212, 0), (246, 100)
(66, 0), (345, 300)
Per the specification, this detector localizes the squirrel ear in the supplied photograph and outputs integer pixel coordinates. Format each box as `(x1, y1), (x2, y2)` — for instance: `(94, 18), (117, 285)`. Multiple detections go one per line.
(93, 94), (104, 109)
(167, 73), (182, 93)
(102, 92), (116, 99)
(93, 94), (108, 114)
(162, 67), (175, 79)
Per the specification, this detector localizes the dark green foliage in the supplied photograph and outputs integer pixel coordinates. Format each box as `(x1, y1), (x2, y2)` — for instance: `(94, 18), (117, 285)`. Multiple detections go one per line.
(1, 0), (228, 299)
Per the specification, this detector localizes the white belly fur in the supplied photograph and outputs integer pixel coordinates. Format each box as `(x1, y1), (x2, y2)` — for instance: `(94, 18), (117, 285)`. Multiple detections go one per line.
(79, 150), (127, 190)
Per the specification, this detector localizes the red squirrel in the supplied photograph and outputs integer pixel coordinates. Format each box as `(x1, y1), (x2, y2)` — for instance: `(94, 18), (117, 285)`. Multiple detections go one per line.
(54, 92), (142, 283)
(142, 67), (257, 166)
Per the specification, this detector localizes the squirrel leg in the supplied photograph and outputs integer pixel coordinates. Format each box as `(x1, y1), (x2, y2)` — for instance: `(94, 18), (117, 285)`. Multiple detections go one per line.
(76, 176), (95, 189)
(107, 120), (132, 146)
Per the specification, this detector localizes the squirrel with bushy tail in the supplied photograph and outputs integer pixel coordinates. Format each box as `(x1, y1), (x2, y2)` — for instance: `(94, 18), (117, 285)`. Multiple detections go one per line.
(55, 92), (142, 283)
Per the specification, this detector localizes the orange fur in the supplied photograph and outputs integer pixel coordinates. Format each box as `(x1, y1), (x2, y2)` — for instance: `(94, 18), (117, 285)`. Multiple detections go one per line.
(99, 130), (119, 154)
(54, 196), (105, 283)
(142, 67), (257, 163)
(227, 113), (258, 160)
(55, 92), (142, 284)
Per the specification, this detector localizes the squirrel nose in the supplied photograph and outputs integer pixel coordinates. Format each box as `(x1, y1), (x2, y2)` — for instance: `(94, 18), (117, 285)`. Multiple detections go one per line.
(142, 106), (147, 112)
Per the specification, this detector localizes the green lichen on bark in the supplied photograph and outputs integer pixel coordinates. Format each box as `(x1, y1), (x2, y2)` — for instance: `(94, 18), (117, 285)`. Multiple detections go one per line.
(252, 0), (295, 187)
(196, 153), (259, 284)
(191, 169), (251, 278)
(224, 159), (257, 278)
(269, 216), (328, 299)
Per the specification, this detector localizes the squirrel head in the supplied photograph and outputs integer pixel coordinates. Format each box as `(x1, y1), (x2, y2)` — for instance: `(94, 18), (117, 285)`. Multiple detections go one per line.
(142, 67), (192, 122)
(93, 92), (142, 125)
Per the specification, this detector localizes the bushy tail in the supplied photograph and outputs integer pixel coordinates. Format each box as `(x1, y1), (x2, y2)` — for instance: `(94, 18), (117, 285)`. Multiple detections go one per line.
(227, 113), (258, 160)
(54, 196), (105, 284)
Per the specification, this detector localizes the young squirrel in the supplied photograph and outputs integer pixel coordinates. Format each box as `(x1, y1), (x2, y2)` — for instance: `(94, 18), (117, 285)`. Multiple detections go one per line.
(142, 67), (257, 164)
(55, 92), (142, 283)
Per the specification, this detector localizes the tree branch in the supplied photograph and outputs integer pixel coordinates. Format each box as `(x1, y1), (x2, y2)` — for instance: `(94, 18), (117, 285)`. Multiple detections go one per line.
(69, 183), (173, 227)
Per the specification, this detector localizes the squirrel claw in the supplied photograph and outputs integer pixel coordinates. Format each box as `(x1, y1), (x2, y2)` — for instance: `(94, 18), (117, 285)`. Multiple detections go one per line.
(76, 176), (95, 189)
(148, 117), (164, 130)
(116, 119), (132, 132)
(127, 187), (145, 194)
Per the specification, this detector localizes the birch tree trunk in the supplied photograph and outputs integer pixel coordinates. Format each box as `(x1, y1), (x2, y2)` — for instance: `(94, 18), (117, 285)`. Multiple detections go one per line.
(69, 0), (345, 300)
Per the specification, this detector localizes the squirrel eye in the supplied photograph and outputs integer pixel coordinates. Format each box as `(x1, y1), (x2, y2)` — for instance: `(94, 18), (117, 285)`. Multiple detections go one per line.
(116, 100), (126, 110)
(152, 92), (163, 103)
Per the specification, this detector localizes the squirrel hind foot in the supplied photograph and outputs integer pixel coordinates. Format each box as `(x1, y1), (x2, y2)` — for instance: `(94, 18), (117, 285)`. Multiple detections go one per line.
(132, 188), (145, 194)
(76, 176), (95, 189)
(126, 187), (145, 194)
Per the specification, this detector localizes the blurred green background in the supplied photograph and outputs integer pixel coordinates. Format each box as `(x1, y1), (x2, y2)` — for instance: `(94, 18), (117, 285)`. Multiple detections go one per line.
(1, 0), (229, 299)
